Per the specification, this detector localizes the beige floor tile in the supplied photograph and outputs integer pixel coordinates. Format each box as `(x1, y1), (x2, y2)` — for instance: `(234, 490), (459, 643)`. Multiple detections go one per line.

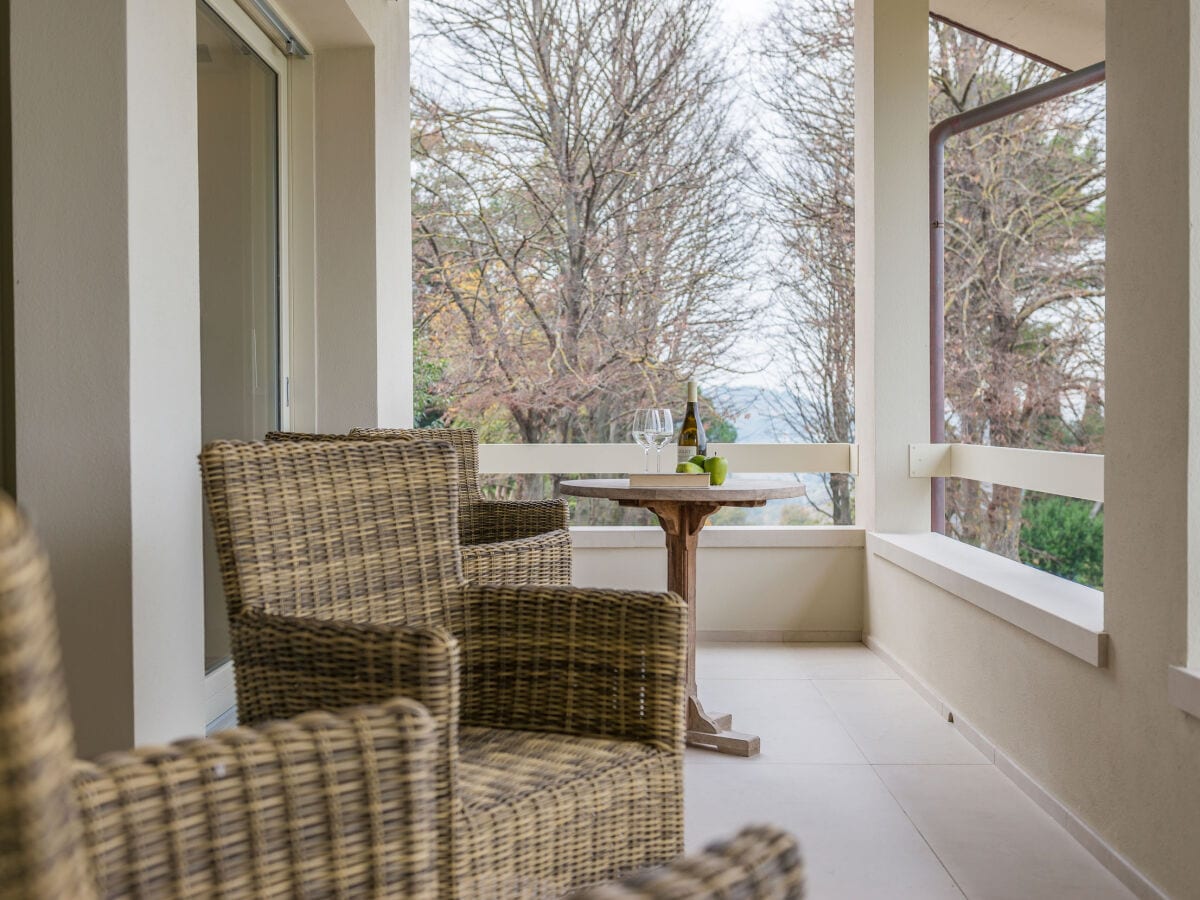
(779, 643), (900, 680)
(687, 678), (865, 765)
(685, 705), (868, 767)
(685, 764), (965, 899)
(696, 643), (816, 679)
(875, 765), (1134, 899)
(696, 641), (899, 680)
(816, 679), (990, 765)
(694, 676), (844, 720)
(683, 717), (866, 765)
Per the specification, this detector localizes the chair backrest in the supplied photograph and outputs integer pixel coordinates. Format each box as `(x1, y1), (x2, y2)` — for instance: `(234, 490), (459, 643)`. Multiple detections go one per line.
(262, 431), (346, 443)
(0, 496), (95, 899)
(266, 428), (484, 505)
(200, 440), (465, 627)
(349, 428), (482, 501)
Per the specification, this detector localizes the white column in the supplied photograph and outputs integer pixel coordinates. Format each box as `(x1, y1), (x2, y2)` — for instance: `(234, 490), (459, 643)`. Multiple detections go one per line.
(314, 47), (381, 432)
(126, 0), (206, 749)
(1106, 0), (1194, 665)
(371, 3), (414, 428)
(10, 0), (205, 757)
(854, 0), (931, 533)
(308, 0), (413, 432)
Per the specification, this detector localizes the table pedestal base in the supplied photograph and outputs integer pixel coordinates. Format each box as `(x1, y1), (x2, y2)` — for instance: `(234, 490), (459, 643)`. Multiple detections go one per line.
(686, 695), (761, 757)
(566, 486), (804, 760)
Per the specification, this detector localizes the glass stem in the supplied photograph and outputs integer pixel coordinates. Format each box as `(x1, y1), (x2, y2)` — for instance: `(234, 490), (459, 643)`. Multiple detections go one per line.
(643, 448), (650, 473)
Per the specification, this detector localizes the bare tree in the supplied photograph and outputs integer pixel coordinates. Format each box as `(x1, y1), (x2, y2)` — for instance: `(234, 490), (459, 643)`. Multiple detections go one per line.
(411, 0), (756, 447)
(932, 23), (1106, 558)
(411, 3), (1105, 547)
(749, 6), (1102, 542)
(751, 0), (855, 524)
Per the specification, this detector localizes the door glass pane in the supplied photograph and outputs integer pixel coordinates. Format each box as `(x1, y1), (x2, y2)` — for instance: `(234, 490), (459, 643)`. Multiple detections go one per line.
(197, 1), (280, 671)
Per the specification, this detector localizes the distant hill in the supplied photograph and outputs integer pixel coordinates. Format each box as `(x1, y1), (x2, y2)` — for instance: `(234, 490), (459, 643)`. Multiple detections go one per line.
(712, 384), (804, 444)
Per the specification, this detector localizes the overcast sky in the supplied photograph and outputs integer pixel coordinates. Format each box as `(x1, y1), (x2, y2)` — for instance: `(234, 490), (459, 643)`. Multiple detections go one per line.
(720, 0), (772, 29)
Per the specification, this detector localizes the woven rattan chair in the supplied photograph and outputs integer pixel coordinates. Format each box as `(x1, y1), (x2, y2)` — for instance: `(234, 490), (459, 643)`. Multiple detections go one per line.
(570, 825), (805, 899)
(0, 494), (439, 899)
(200, 438), (688, 898)
(265, 427), (572, 585)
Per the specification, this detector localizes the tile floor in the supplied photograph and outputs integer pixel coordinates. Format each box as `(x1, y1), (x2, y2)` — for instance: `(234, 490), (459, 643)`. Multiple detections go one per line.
(685, 642), (1135, 899)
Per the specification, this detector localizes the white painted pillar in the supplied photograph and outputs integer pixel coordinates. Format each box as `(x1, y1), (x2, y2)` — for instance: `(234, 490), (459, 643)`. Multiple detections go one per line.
(1106, 0), (1195, 668)
(10, 0), (205, 757)
(310, 0), (413, 432)
(854, 0), (931, 534)
(371, 3), (413, 429)
(314, 47), (381, 432)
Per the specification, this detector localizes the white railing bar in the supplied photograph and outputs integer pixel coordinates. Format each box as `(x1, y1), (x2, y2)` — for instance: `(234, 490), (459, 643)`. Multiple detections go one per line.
(909, 443), (1103, 502)
(477, 443), (858, 475)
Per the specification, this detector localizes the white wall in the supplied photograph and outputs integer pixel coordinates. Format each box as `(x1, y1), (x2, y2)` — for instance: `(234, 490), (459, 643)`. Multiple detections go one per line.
(1188, 0), (1200, 671)
(281, 0), (413, 432)
(10, 0), (204, 756)
(861, 1), (1200, 896)
(8, 0), (412, 755)
(126, 0), (206, 749)
(353, 0), (412, 428)
(573, 529), (865, 640)
(314, 47), (379, 431)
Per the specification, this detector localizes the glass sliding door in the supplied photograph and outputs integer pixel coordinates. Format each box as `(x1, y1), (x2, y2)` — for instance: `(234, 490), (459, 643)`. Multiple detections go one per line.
(197, 0), (287, 671)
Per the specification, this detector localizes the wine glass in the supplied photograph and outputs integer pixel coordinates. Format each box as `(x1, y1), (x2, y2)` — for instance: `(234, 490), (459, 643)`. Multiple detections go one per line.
(631, 409), (654, 473)
(648, 408), (674, 473)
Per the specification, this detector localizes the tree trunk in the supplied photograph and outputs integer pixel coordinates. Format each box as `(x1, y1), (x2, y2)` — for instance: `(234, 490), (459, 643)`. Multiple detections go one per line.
(829, 472), (852, 525)
(985, 484), (1023, 559)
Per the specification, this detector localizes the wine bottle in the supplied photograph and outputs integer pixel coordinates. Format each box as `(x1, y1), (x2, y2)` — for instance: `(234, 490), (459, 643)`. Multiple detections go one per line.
(677, 379), (708, 464)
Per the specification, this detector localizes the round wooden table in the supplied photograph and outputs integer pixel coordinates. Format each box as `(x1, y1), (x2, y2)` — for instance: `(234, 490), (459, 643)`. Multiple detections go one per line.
(558, 478), (807, 757)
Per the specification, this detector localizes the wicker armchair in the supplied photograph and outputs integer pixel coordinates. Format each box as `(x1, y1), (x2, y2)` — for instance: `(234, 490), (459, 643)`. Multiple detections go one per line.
(0, 494), (439, 899)
(570, 826), (805, 899)
(266, 427), (572, 585)
(200, 438), (688, 899)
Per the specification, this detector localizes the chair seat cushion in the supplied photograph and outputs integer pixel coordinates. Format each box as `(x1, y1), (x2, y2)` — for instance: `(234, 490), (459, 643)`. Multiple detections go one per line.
(457, 727), (682, 897)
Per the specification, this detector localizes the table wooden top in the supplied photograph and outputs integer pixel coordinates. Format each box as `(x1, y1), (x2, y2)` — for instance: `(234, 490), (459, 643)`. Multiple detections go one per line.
(558, 478), (807, 503)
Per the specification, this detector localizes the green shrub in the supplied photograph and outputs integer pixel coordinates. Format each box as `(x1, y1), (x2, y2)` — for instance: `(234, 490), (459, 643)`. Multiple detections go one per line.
(1019, 495), (1103, 589)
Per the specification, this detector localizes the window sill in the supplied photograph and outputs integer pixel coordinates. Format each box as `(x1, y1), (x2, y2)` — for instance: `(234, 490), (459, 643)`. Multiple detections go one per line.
(1167, 666), (1200, 720)
(867, 532), (1107, 667)
(571, 525), (866, 550)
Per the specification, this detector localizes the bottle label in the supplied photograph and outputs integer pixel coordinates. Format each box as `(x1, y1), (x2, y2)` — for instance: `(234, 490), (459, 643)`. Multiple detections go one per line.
(678, 387), (705, 466)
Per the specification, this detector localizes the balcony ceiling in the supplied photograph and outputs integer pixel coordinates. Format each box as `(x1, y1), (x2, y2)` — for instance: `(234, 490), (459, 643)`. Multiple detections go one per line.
(258, 0), (371, 49)
(931, 0), (1105, 70)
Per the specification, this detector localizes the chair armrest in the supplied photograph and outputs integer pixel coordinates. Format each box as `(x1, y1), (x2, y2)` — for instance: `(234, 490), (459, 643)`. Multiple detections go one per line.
(461, 529), (572, 586)
(74, 700), (439, 899)
(567, 825), (805, 899)
(228, 607), (465, 898)
(230, 608), (459, 729)
(461, 498), (569, 544)
(457, 585), (686, 750)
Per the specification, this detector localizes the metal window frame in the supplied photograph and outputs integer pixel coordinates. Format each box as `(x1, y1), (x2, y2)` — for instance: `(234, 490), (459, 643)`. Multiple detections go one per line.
(929, 60), (1107, 531)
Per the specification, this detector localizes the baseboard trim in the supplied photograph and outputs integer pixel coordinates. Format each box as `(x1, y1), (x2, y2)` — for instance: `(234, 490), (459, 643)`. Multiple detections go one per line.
(863, 634), (1167, 900)
(698, 629), (862, 643)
